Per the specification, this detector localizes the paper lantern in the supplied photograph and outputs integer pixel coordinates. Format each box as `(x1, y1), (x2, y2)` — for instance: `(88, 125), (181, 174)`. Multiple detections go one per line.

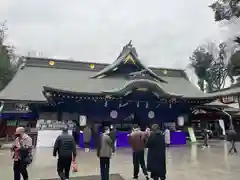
(163, 70), (168, 75)
(177, 116), (184, 126)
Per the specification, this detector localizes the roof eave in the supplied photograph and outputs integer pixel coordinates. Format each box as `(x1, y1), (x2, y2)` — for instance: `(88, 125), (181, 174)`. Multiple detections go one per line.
(0, 98), (47, 104)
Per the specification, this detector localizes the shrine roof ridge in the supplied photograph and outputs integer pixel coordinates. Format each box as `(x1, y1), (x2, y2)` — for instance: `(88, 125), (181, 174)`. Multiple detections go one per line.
(22, 56), (186, 75)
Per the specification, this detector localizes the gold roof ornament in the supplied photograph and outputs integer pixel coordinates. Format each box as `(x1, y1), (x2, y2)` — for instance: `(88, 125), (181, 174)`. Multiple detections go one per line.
(163, 70), (168, 75)
(123, 54), (136, 64)
(49, 60), (55, 66)
(90, 63), (95, 69)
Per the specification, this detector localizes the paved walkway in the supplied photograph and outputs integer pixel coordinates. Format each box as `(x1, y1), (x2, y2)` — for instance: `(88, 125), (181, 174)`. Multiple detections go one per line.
(0, 141), (240, 180)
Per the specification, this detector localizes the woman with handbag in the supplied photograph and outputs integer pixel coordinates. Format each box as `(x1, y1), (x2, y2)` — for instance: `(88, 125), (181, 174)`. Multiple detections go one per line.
(11, 127), (33, 180)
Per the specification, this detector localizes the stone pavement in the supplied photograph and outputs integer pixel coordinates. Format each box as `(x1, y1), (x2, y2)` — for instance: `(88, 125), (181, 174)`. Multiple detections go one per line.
(0, 141), (240, 180)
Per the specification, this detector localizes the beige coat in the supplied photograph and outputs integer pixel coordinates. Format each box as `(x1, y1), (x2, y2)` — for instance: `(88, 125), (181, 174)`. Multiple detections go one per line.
(98, 134), (113, 158)
(83, 126), (92, 142)
(13, 133), (32, 148)
(12, 133), (32, 161)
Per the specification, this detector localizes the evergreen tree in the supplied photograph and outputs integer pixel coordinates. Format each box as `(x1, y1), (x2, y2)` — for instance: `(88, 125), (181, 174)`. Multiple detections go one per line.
(210, 0), (240, 21)
(190, 42), (235, 92)
(0, 21), (17, 91)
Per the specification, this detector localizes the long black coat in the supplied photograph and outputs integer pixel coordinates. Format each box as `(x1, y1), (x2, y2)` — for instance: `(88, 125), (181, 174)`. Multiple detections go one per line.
(146, 131), (166, 177)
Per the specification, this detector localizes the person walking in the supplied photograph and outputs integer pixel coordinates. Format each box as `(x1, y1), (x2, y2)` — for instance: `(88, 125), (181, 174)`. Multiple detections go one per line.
(109, 125), (117, 154)
(146, 124), (166, 180)
(164, 128), (170, 147)
(145, 127), (151, 138)
(11, 127), (33, 180)
(92, 123), (100, 149)
(83, 125), (92, 152)
(228, 129), (237, 154)
(128, 124), (149, 180)
(53, 127), (77, 180)
(202, 128), (210, 148)
(72, 121), (80, 146)
(97, 126), (113, 180)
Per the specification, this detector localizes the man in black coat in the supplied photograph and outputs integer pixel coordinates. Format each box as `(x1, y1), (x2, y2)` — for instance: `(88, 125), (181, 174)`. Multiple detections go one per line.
(72, 121), (80, 145)
(53, 127), (77, 180)
(109, 125), (117, 153)
(146, 124), (166, 180)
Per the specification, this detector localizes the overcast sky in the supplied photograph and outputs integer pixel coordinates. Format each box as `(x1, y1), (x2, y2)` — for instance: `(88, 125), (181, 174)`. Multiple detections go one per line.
(1, 0), (222, 72)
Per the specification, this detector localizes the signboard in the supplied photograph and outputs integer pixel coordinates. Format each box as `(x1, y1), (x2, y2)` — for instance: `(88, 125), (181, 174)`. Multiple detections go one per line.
(188, 127), (197, 143)
(177, 116), (184, 126)
(221, 96), (235, 104)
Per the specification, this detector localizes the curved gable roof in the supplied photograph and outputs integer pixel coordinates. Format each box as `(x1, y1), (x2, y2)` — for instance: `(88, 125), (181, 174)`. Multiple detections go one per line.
(92, 41), (167, 83)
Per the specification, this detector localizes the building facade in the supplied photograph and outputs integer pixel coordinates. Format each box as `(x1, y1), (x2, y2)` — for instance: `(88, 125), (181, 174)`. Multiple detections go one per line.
(0, 42), (230, 136)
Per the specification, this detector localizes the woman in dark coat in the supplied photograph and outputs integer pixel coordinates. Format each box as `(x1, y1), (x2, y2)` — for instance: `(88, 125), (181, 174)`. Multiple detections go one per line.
(146, 124), (166, 180)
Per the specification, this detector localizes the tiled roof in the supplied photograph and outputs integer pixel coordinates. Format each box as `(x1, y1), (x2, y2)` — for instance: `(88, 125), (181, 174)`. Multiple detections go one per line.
(0, 43), (216, 101)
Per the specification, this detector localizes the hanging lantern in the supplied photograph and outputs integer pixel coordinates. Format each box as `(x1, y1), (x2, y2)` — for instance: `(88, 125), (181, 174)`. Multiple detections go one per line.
(163, 70), (168, 75)
(177, 116), (184, 126)
(110, 110), (118, 119)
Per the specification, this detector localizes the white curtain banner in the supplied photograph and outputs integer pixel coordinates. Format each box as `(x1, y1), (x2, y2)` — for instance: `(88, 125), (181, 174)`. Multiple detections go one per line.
(219, 119), (226, 135)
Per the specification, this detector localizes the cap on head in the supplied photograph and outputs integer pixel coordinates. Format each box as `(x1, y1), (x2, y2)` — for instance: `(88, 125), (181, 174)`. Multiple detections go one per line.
(15, 127), (25, 135)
